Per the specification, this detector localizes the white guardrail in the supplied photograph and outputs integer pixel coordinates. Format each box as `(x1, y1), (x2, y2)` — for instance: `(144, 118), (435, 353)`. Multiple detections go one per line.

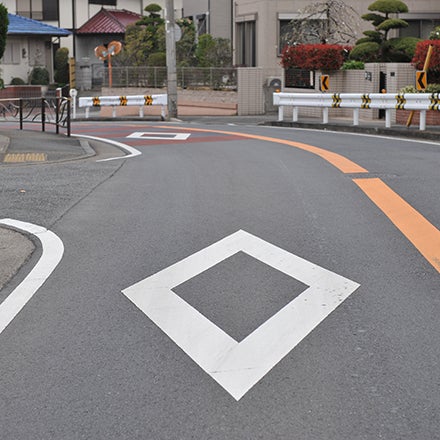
(78, 94), (168, 119)
(273, 92), (440, 131)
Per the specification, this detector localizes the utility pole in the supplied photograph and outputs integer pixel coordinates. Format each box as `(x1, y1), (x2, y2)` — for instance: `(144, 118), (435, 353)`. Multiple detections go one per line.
(165, 0), (178, 119)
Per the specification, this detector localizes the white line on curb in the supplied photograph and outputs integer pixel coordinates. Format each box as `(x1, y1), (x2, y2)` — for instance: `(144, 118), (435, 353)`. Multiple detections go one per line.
(72, 134), (142, 162)
(0, 219), (64, 335)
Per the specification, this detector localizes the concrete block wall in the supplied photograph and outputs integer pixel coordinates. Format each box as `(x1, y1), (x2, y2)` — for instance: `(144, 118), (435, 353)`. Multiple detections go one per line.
(237, 68), (265, 115)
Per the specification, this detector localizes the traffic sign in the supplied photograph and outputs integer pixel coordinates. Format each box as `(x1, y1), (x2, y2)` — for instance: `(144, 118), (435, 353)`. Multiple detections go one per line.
(416, 70), (427, 91)
(321, 75), (330, 92)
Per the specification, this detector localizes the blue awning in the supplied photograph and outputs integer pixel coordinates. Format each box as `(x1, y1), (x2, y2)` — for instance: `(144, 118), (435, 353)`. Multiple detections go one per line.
(7, 13), (71, 36)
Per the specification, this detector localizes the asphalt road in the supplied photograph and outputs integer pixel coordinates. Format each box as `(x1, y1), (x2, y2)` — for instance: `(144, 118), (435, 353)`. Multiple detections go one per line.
(0, 121), (439, 439)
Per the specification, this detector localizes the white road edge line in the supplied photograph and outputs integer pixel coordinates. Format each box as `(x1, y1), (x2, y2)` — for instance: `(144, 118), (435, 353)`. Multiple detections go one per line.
(72, 134), (142, 162)
(0, 219), (64, 335)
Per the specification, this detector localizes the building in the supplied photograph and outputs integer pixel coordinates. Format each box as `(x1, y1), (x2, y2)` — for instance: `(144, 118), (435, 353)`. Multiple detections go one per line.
(182, 0), (232, 40)
(233, 0), (440, 69)
(1, 13), (70, 85)
(1, 0), (183, 58)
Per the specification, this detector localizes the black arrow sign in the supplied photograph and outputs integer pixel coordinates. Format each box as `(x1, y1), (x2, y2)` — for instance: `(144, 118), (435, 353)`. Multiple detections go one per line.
(321, 75), (329, 92)
(416, 70), (426, 91)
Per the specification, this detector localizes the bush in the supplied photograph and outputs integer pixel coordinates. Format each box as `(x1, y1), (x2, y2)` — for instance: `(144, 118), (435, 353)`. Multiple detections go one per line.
(412, 40), (440, 71)
(399, 83), (440, 93)
(341, 60), (365, 70)
(29, 67), (50, 85)
(54, 47), (69, 85)
(147, 52), (166, 66)
(10, 77), (26, 85)
(0, 78), (4, 89)
(281, 44), (350, 71)
(383, 37), (420, 61)
(349, 42), (380, 61)
(412, 40), (440, 83)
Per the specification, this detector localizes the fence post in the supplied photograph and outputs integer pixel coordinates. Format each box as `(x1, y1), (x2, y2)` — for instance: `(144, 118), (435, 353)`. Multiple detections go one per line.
(41, 97), (46, 132)
(19, 99), (23, 130)
(67, 98), (71, 137)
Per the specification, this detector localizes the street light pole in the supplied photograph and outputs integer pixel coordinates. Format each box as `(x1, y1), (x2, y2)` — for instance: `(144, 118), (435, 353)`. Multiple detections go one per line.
(165, 0), (178, 119)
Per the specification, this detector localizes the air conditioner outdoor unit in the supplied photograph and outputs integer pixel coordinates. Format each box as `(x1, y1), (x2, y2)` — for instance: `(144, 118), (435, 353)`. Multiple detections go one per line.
(266, 76), (282, 88)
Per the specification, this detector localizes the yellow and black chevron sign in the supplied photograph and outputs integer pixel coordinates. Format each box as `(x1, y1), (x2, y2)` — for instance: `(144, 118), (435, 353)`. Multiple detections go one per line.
(92, 96), (101, 106)
(429, 93), (440, 111)
(361, 94), (371, 109)
(120, 96), (128, 106)
(395, 94), (406, 110)
(144, 95), (153, 105)
(416, 70), (427, 91)
(331, 93), (342, 108)
(320, 75), (329, 92)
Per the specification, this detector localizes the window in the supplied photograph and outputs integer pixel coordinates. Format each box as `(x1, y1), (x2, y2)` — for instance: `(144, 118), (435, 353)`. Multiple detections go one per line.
(16, 0), (58, 20)
(1, 42), (21, 64)
(284, 69), (314, 89)
(236, 19), (256, 67)
(400, 19), (440, 39)
(89, 0), (117, 5)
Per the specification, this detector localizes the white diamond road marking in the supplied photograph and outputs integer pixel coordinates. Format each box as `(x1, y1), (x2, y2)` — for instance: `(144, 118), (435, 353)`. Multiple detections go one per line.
(126, 132), (191, 140)
(122, 230), (360, 401)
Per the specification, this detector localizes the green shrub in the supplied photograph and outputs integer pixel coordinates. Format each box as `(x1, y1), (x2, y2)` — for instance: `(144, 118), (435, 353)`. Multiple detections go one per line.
(29, 67), (50, 85)
(10, 77), (26, 85)
(349, 42), (381, 61)
(54, 47), (69, 85)
(341, 60), (365, 70)
(383, 37), (420, 61)
(399, 83), (440, 93)
(147, 52), (166, 66)
(0, 78), (4, 89)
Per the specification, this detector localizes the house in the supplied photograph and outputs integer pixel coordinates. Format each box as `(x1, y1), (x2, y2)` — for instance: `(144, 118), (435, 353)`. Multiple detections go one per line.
(76, 8), (141, 61)
(1, 0), (183, 58)
(181, 0), (232, 40)
(232, 0), (440, 69)
(0, 13), (70, 85)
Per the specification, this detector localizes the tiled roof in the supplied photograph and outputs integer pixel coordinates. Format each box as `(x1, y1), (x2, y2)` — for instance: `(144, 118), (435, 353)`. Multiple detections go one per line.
(77, 8), (141, 34)
(7, 13), (70, 36)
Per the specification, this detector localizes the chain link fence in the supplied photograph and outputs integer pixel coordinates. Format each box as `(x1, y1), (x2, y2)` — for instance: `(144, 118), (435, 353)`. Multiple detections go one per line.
(93, 65), (237, 90)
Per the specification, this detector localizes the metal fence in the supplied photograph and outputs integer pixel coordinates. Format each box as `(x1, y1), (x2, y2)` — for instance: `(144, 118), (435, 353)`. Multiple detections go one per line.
(0, 97), (71, 136)
(93, 66), (237, 90)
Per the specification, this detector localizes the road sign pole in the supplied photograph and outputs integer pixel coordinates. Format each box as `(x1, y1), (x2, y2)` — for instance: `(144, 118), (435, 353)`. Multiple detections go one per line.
(165, 0), (178, 119)
(407, 44), (433, 127)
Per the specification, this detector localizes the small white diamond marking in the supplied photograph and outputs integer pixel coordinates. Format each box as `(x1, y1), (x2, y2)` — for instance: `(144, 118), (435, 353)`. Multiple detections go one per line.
(122, 230), (360, 400)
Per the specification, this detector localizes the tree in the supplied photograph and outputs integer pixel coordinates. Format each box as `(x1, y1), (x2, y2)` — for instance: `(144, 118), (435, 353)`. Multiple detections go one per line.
(0, 3), (7, 60)
(54, 47), (69, 85)
(281, 0), (362, 47)
(175, 18), (197, 67)
(122, 3), (166, 66)
(350, 0), (413, 61)
(195, 34), (232, 67)
(0, 3), (8, 87)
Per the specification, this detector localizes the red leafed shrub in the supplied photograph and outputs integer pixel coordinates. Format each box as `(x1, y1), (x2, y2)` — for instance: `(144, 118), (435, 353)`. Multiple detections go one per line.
(281, 44), (350, 71)
(412, 40), (440, 72)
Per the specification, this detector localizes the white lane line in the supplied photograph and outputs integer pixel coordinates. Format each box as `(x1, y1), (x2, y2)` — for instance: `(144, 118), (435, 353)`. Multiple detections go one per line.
(72, 134), (142, 162)
(0, 219), (64, 335)
(122, 230), (360, 401)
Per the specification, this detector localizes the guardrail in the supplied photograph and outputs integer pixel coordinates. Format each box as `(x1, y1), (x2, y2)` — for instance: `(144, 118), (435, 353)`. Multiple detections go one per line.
(273, 92), (440, 131)
(0, 96), (71, 136)
(78, 94), (168, 119)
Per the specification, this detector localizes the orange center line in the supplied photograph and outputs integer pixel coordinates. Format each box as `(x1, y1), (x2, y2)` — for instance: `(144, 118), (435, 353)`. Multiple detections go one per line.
(157, 126), (368, 174)
(155, 125), (440, 273)
(353, 178), (440, 273)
